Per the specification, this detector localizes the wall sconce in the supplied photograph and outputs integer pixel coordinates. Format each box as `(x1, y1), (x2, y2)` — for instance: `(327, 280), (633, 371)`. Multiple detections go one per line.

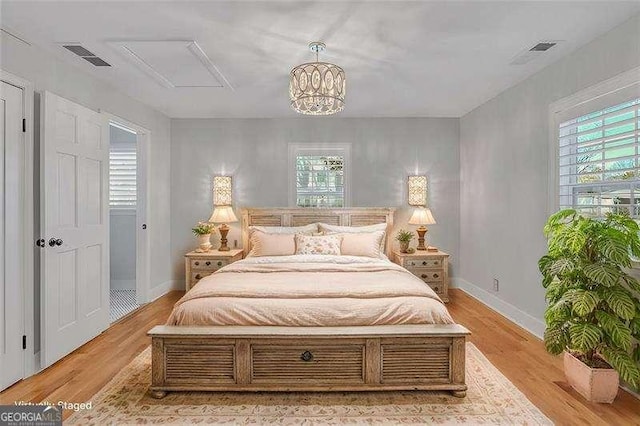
(213, 176), (232, 206)
(408, 175), (427, 206)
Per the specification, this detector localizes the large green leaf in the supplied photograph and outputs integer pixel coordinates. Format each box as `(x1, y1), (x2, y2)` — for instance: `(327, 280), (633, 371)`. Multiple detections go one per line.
(622, 275), (640, 294)
(565, 225), (587, 254)
(569, 323), (602, 352)
(544, 325), (569, 355)
(544, 209), (576, 238)
(583, 263), (621, 287)
(634, 345), (640, 364)
(597, 236), (631, 267)
(571, 290), (600, 317)
(601, 347), (640, 390)
(605, 287), (637, 320)
(630, 317), (640, 337)
(548, 258), (575, 277)
(538, 255), (555, 275)
(545, 280), (567, 304)
(596, 311), (632, 350)
(544, 301), (571, 326)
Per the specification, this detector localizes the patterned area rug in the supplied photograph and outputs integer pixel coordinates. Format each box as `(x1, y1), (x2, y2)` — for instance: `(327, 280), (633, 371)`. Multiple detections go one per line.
(67, 343), (551, 425)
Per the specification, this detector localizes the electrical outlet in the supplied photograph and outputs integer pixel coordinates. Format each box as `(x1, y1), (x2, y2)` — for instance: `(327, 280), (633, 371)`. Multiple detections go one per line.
(493, 279), (499, 292)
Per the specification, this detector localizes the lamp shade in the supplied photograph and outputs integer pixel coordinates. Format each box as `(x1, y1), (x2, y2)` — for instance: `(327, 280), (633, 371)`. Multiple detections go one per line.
(408, 207), (436, 225)
(208, 206), (238, 224)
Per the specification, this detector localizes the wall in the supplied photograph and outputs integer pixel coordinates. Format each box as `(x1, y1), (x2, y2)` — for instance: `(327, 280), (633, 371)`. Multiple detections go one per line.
(0, 38), (173, 299)
(109, 126), (137, 290)
(171, 118), (459, 282)
(459, 14), (640, 336)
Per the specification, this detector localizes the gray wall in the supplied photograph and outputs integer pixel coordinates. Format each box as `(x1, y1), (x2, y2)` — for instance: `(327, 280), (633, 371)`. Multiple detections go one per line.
(1, 35), (173, 298)
(109, 126), (137, 290)
(459, 14), (640, 332)
(171, 118), (460, 281)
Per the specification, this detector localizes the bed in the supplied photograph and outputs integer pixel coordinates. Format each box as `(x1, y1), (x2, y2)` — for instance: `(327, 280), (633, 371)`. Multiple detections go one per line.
(148, 208), (469, 398)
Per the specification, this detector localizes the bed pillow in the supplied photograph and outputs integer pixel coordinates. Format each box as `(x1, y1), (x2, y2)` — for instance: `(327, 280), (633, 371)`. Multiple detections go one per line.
(248, 231), (296, 257)
(338, 230), (386, 258)
(295, 234), (342, 256)
(249, 223), (318, 235)
(319, 222), (388, 253)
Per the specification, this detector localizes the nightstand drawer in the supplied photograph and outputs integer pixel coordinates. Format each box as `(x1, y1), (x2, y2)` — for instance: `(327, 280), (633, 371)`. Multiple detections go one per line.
(428, 283), (444, 296)
(405, 258), (442, 268)
(409, 269), (443, 282)
(190, 259), (227, 270)
(191, 271), (214, 285)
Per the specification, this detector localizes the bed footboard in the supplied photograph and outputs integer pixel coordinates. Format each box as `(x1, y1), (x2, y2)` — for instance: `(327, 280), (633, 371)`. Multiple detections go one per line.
(148, 324), (470, 397)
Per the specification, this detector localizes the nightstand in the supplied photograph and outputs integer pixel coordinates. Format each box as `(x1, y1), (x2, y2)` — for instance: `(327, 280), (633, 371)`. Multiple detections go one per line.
(393, 250), (450, 302)
(184, 249), (243, 291)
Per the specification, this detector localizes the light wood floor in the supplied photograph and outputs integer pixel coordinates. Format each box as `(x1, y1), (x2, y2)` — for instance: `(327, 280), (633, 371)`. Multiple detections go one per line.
(1, 289), (639, 424)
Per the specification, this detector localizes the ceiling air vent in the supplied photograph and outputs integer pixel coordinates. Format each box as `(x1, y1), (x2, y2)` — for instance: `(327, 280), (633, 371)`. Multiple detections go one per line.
(510, 40), (560, 65)
(62, 44), (111, 67)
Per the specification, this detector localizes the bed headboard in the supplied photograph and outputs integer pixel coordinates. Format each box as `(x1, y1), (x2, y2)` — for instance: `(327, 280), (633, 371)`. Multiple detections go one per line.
(241, 208), (395, 257)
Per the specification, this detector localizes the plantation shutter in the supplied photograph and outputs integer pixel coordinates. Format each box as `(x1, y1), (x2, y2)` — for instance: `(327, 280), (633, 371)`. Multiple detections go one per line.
(558, 97), (640, 218)
(109, 144), (137, 208)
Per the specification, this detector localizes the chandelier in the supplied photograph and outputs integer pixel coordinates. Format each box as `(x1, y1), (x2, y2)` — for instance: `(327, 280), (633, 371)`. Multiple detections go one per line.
(289, 42), (345, 115)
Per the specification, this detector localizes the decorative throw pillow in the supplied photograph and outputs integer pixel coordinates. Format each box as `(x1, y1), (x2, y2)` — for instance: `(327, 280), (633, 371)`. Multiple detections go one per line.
(295, 234), (342, 256)
(339, 230), (385, 258)
(248, 231), (296, 257)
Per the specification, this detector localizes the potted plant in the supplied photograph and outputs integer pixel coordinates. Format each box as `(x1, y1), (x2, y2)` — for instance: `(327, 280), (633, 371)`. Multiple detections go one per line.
(192, 222), (216, 252)
(539, 209), (640, 402)
(396, 229), (414, 253)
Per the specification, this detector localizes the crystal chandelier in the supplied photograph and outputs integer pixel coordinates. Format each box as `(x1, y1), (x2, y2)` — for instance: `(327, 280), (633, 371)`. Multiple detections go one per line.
(289, 42), (345, 115)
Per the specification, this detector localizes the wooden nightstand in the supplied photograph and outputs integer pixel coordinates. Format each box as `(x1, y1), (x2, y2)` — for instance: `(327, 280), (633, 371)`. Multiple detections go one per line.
(393, 250), (450, 302)
(184, 249), (243, 291)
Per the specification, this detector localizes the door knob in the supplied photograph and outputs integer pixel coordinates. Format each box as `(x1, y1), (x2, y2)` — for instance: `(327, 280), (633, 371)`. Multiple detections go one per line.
(48, 238), (63, 247)
(35, 239), (45, 248)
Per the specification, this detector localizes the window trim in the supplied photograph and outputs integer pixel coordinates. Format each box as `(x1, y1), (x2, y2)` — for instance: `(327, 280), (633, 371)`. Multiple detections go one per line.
(548, 66), (640, 216)
(288, 143), (352, 207)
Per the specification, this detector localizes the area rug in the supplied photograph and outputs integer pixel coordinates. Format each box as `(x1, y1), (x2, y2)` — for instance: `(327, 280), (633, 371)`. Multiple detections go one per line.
(67, 343), (552, 425)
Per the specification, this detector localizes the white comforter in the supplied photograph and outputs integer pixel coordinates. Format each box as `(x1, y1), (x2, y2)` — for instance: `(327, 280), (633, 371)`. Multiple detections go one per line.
(167, 255), (454, 326)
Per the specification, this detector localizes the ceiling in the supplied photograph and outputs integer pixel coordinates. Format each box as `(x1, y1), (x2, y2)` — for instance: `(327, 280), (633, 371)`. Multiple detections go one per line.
(2, 1), (639, 118)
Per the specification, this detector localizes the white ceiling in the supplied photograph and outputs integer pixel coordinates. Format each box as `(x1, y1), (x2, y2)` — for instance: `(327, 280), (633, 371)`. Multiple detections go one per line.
(2, 1), (639, 118)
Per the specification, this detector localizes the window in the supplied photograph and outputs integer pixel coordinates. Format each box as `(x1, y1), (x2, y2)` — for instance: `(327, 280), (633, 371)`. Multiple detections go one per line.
(109, 144), (137, 208)
(558, 98), (640, 217)
(289, 143), (350, 207)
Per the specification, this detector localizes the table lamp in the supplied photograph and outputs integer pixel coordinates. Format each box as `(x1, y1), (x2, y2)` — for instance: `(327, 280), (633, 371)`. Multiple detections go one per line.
(408, 207), (436, 251)
(208, 206), (238, 251)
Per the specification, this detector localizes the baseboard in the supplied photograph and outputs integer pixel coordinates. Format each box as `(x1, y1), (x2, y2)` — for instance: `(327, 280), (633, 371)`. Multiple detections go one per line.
(148, 280), (182, 302)
(110, 279), (136, 290)
(452, 277), (545, 339)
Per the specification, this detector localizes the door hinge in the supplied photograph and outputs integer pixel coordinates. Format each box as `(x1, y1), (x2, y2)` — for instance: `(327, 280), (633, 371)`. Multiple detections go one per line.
(22, 118), (26, 133)
(22, 335), (26, 350)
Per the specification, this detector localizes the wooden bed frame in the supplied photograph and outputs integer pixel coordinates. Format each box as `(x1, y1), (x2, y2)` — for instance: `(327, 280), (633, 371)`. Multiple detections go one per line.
(149, 208), (470, 398)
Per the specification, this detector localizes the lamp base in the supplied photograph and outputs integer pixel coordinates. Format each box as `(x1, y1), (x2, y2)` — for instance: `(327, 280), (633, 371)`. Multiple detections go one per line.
(416, 226), (427, 251)
(218, 224), (230, 251)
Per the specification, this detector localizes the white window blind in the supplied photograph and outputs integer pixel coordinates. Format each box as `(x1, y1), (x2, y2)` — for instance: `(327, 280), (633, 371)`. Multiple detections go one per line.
(558, 97), (640, 217)
(296, 155), (345, 207)
(109, 145), (137, 208)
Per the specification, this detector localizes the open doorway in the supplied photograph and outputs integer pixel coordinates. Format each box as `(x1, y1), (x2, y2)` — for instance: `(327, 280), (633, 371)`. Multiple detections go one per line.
(109, 122), (140, 322)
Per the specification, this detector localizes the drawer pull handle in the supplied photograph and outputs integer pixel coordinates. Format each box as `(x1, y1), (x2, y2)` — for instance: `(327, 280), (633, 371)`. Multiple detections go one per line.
(300, 351), (314, 362)
(421, 274), (427, 279)
(434, 274), (439, 278)
(422, 261), (427, 266)
(194, 261), (200, 266)
(205, 261), (211, 266)
(195, 274), (201, 279)
(217, 261), (223, 266)
(434, 287), (440, 292)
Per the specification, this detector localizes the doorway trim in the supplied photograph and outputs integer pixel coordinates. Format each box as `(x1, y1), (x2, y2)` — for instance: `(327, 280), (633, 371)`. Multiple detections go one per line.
(101, 111), (151, 305)
(0, 70), (36, 376)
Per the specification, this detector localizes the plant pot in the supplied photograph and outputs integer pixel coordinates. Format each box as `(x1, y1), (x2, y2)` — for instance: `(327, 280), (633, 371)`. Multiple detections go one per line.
(196, 233), (212, 252)
(563, 351), (619, 403)
(399, 241), (410, 253)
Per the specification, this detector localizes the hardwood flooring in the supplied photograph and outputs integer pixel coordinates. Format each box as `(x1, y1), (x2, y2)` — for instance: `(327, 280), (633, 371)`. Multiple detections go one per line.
(1, 289), (638, 424)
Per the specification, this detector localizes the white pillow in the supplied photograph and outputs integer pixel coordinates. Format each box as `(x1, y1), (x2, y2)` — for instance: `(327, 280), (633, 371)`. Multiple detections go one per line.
(338, 231), (385, 258)
(319, 222), (388, 253)
(248, 231), (296, 257)
(249, 223), (318, 235)
(295, 234), (342, 256)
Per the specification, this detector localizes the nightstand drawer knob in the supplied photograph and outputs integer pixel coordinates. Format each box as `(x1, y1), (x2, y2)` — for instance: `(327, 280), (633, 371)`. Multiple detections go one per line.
(195, 274), (202, 280)
(421, 274), (427, 279)
(206, 261), (211, 266)
(434, 274), (439, 278)
(217, 261), (223, 266)
(194, 261), (200, 266)
(434, 286), (440, 292)
(422, 261), (427, 266)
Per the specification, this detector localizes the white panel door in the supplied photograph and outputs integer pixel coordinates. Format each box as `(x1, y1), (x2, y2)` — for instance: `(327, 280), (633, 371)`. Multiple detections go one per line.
(42, 92), (109, 368)
(0, 82), (25, 389)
